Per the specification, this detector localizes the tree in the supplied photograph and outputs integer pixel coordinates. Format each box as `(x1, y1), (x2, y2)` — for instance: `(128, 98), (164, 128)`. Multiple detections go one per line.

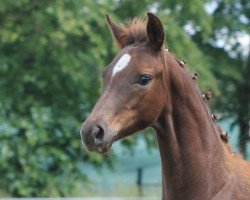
(0, 0), (114, 196)
(191, 0), (250, 157)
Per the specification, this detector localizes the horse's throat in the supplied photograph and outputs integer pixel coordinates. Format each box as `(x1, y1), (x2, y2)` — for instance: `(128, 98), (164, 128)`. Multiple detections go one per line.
(154, 93), (228, 200)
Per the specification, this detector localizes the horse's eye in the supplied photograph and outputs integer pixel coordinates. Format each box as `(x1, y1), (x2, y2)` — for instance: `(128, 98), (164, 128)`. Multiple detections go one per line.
(138, 75), (151, 85)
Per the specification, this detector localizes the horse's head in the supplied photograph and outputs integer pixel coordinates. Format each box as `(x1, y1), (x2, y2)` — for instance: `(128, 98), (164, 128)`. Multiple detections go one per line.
(81, 13), (169, 153)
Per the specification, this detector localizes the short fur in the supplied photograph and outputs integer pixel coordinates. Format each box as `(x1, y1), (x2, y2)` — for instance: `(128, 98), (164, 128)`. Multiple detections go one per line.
(82, 13), (250, 200)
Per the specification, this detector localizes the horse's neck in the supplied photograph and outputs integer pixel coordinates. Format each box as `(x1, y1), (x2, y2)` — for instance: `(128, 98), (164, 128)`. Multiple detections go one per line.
(154, 53), (229, 200)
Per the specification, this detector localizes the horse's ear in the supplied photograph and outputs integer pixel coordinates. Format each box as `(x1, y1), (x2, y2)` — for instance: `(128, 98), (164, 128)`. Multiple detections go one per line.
(147, 13), (165, 51)
(106, 14), (125, 48)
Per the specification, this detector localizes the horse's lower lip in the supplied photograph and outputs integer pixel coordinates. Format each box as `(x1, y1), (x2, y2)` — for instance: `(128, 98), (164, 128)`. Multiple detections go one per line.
(97, 145), (111, 154)
(84, 140), (113, 153)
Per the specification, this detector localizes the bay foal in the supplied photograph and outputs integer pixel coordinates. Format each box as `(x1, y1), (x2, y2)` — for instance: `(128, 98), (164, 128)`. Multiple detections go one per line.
(81, 13), (250, 200)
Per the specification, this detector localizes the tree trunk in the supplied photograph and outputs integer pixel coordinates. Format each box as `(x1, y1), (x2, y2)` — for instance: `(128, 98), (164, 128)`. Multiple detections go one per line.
(238, 46), (250, 158)
(239, 120), (249, 158)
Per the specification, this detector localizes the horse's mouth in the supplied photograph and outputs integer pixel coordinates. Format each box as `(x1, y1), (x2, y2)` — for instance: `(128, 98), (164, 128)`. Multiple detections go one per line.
(83, 133), (117, 154)
(96, 144), (112, 154)
(84, 143), (111, 154)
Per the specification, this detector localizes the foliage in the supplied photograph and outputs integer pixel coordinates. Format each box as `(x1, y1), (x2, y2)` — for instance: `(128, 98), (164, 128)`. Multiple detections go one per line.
(0, 0), (113, 196)
(191, 0), (250, 157)
(0, 0), (249, 197)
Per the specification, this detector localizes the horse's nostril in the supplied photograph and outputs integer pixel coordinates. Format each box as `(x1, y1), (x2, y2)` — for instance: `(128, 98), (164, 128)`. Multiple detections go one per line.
(96, 128), (104, 139)
(92, 125), (104, 143)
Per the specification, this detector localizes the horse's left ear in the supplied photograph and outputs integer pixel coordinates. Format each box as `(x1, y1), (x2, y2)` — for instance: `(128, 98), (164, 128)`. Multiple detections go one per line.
(147, 13), (165, 51)
(106, 14), (125, 48)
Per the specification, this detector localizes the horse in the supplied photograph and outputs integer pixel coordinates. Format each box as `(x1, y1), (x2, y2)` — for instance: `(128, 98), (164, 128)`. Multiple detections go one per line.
(80, 13), (250, 200)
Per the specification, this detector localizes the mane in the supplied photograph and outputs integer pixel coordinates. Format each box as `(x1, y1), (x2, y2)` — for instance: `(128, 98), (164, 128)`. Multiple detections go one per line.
(120, 17), (148, 46)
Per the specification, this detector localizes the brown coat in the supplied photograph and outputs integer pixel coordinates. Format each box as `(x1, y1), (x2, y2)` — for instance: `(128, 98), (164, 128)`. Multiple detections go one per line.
(81, 13), (250, 200)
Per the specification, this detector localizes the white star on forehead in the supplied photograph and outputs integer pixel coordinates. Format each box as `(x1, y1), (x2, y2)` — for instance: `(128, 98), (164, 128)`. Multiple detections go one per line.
(112, 54), (131, 76)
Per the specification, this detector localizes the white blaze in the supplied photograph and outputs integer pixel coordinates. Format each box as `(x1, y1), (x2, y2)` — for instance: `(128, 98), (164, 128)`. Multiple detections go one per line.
(112, 54), (131, 76)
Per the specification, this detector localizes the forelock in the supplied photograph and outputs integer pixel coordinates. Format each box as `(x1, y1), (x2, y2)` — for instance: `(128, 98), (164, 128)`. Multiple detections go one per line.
(119, 17), (148, 46)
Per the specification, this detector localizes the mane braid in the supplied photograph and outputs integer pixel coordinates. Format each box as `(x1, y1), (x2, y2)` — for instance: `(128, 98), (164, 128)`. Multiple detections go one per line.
(181, 57), (236, 155)
(120, 17), (148, 46)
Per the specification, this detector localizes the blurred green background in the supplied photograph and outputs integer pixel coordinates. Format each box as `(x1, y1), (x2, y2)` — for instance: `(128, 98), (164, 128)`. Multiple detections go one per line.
(0, 0), (249, 197)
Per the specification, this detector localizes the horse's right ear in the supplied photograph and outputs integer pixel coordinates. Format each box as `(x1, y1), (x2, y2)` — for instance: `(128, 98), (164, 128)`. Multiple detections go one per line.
(147, 13), (165, 51)
(106, 14), (125, 48)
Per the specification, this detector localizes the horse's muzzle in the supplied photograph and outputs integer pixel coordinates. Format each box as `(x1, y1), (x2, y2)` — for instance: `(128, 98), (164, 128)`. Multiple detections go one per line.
(80, 122), (115, 153)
